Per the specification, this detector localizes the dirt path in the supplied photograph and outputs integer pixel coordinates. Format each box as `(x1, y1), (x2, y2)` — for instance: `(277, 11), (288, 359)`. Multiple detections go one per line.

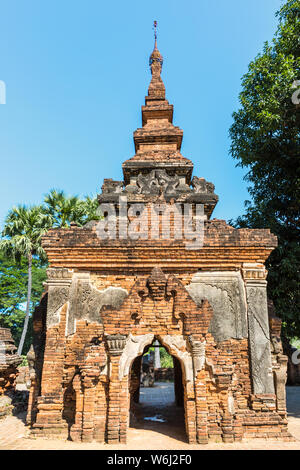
(0, 386), (299, 450)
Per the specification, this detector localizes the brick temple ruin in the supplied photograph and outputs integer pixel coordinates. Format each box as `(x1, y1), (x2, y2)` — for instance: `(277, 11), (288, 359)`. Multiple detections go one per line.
(26, 35), (291, 444)
(0, 328), (22, 396)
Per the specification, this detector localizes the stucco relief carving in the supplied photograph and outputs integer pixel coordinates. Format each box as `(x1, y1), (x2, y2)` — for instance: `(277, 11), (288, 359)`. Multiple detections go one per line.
(135, 170), (180, 195)
(67, 273), (128, 335)
(191, 176), (215, 194)
(246, 285), (274, 394)
(186, 272), (247, 342)
(188, 336), (206, 376)
(46, 268), (73, 281)
(47, 287), (70, 328)
(101, 179), (124, 194)
(27, 345), (36, 381)
(100, 172), (217, 201)
(119, 333), (154, 380)
(161, 335), (194, 382)
(273, 355), (288, 415)
(45, 268), (73, 328)
(106, 334), (127, 356)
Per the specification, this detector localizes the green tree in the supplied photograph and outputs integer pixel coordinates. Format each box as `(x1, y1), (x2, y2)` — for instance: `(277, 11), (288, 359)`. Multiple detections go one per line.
(160, 347), (173, 368)
(229, 0), (300, 338)
(0, 252), (46, 353)
(0, 191), (100, 354)
(44, 189), (100, 227)
(0, 205), (52, 354)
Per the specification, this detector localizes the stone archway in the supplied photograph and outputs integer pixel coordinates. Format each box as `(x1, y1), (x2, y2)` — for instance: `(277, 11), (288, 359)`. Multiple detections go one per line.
(117, 333), (195, 444)
(129, 340), (187, 443)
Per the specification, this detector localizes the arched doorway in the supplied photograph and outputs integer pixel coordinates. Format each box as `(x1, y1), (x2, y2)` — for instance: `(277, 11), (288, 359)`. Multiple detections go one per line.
(128, 338), (187, 443)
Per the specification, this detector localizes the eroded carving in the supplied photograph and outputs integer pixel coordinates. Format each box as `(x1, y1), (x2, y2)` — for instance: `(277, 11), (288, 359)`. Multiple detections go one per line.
(186, 272), (248, 342)
(47, 286), (70, 327)
(246, 285), (274, 394)
(119, 333), (154, 380)
(106, 334), (127, 356)
(192, 176), (215, 194)
(67, 274), (128, 335)
(188, 336), (206, 375)
(134, 170), (180, 195)
(161, 335), (193, 382)
(101, 179), (124, 194)
(27, 345), (36, 381)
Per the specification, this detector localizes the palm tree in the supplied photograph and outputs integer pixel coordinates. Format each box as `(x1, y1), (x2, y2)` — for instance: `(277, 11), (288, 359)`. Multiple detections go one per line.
(44, 189), (100, 227)
(78, 195), (101, 223)
(44, 189), (81, 228)
(0, 205), (52, 355)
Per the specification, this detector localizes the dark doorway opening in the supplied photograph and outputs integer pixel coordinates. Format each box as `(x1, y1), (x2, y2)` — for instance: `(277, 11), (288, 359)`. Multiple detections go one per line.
(129, 338), (187, 443)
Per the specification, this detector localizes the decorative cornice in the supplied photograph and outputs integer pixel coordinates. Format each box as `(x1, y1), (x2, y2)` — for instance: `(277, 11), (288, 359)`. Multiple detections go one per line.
(106, 334), (127, 356)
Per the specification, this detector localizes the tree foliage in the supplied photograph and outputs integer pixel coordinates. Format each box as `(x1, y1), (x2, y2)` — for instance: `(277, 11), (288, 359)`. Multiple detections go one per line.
(0, 191), (100, 353)
(0, 252), (46, 354)
(0, 205), (53, 354)
(159, 347), (174, 368)
(44, 189), (100, 228)
(229, 0), (300, 338)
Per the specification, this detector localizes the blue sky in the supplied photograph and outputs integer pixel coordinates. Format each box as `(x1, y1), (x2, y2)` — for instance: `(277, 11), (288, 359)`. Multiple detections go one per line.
(0, 0), (284, 228)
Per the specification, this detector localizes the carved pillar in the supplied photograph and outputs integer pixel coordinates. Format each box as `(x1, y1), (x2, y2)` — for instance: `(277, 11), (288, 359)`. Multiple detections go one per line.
(274, 355), (288, 418)
(188, 336), (208, 444)
(26, 346), (38, 425)
(106, 334), (127, 444)
(269, 303), (288, 419)
(189, 336), (205, 376)
(242, 264), (274, 394)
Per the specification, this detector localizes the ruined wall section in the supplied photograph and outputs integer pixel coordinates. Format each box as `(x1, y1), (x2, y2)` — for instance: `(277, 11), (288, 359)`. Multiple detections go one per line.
(28, 265), (291, 443)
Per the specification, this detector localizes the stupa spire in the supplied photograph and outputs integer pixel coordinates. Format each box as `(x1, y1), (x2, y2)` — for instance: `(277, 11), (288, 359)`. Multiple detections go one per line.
(148, 21), (165, 99)
(149, 21), (163, 76)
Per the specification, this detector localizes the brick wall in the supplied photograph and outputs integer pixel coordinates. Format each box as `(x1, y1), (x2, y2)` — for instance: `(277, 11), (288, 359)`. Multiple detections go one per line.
(27, 267), (291, 444)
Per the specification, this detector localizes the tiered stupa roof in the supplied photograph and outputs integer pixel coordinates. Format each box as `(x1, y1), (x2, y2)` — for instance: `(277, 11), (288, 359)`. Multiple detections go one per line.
(99, 25), (218, 218)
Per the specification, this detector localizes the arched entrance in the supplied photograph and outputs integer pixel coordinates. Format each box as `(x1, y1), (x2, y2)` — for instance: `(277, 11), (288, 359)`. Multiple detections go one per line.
(128, 337), (187, 443)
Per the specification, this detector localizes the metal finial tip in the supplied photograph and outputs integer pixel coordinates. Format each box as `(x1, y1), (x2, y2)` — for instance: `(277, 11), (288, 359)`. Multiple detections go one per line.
(153, 20), (157, 41)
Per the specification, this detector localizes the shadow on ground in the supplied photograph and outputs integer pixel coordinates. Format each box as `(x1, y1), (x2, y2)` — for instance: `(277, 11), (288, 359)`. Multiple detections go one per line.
(130, 382), (187, 443)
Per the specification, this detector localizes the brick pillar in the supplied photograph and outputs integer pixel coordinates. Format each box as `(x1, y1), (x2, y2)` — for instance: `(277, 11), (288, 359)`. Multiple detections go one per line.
(80, 366), (99, 443)
(26, 377), (38, 426)
(32, 317), (68, 437)
(119, 376), (130, 444)
(32, 268), (72, 437)
(106, 334), (127, 444)
(184, 381), (197, 444)
(69, 374), (84, 442)
(189, 336), (208, 444)
(194, 370), (209, 444)
(215, 373), (235, 443)
(93, 379), (108, 443)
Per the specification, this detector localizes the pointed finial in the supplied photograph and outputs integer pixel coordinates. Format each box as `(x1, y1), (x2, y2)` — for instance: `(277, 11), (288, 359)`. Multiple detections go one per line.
(149, 20), (163, 73)
(153, 20), (157, 45)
